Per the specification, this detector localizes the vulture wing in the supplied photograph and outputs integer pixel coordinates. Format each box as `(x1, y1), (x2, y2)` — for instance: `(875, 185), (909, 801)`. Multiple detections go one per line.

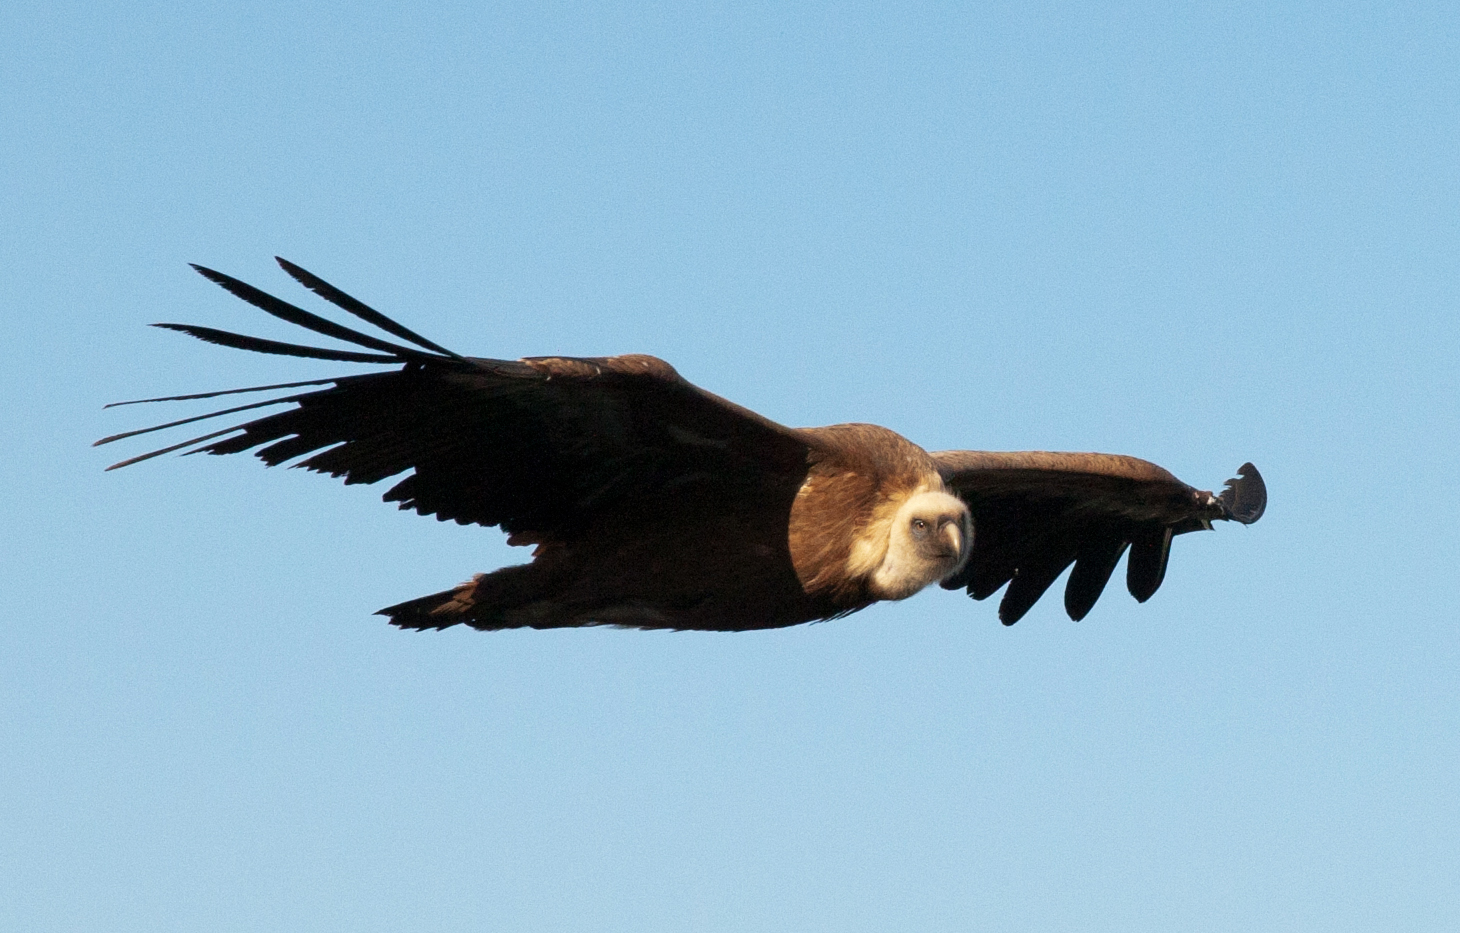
(933, 451), (1265, 625)
(97, 259), (813, 542)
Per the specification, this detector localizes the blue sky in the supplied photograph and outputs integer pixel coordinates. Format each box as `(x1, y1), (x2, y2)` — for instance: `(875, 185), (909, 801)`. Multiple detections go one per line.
(3, 2), (1457, 930)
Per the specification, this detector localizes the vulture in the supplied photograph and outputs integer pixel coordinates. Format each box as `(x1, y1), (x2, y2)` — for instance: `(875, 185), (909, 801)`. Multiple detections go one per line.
(99, 259), (1267, 631)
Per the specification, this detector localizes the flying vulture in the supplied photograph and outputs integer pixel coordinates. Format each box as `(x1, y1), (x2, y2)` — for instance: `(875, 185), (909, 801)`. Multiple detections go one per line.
(99, 259), (1267, 631)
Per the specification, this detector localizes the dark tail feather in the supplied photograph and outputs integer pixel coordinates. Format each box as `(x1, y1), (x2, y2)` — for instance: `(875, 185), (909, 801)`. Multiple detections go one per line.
(377, 581), (478, 631)
(378, 565), (568, 631)
(274, 257), (466, 360)
(190, 264), (433, 360)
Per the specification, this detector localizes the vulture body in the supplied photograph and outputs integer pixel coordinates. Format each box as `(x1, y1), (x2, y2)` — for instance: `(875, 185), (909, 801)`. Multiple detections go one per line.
(99, 259), (1267, 630)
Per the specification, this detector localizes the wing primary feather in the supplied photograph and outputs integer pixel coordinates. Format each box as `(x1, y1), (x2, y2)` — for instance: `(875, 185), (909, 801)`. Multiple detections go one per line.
(998, 547), (1077, 625)
(152, 323), (402, 363)
(1063, 535), (1129, 621)
(1126, 526), (1174, 602)
(94, 394), (309, 447)
(190, 264), (431, 359)
(274, 257), (467, 361)
(104, 378), (341, 408)
(968, 562), (1016, 601)
(102, 425), (247, 470)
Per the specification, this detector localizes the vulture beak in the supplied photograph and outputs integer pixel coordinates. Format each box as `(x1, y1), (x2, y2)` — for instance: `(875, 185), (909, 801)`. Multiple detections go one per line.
(942, 520), (965, 564)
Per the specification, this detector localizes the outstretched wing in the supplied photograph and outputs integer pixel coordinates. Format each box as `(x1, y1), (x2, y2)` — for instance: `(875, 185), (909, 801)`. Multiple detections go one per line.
(98, 259), (813, 540)
(932, 451), (1266, 625)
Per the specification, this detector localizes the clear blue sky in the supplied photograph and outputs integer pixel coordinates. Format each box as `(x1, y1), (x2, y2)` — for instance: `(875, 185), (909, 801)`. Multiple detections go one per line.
(3, 2), (1457, 930)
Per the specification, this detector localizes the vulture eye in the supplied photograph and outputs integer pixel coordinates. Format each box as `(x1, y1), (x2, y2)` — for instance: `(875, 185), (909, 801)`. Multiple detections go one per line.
(910, 518), (929, 537)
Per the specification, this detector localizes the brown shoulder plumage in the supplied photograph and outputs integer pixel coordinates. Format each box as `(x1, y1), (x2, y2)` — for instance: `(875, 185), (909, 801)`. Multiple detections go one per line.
(786, 424), (944, 604)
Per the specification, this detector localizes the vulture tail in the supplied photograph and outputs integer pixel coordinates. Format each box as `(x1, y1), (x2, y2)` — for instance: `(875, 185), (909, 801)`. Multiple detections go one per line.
(379, 565), (571, 632)
(378, 583), (478, 631)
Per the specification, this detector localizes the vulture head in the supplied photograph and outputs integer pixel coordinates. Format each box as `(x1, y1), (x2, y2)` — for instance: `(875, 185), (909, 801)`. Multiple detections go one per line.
(870, 491), (973, 600)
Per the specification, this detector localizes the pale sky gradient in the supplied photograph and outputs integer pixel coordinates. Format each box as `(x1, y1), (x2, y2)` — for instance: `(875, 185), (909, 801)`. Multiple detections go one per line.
(3, 2), (1458, 930)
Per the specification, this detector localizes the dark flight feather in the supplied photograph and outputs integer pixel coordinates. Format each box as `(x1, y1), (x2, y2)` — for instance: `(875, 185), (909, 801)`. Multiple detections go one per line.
(274, 257), (466, 360)
(152, 323), (402, 363)
(1063, 532), (1128, 622)
(189, 264), (430, 360)
(1126, 526), (1174, 603)
(104, 378), (342, 408)
(102, 425), (251, 470)
(96, 393), (311, 448)
(999, 539), (1077, 625)
(934, 450), (1263, 623)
